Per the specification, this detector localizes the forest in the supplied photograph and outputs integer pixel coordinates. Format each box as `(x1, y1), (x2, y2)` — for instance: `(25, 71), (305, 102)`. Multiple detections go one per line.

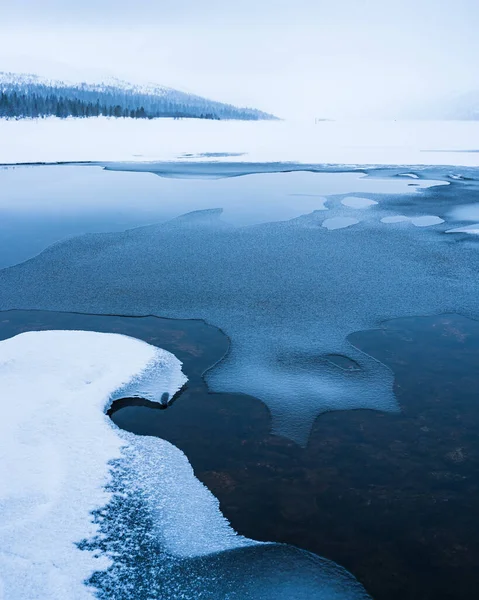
(0, 75), (276, 121)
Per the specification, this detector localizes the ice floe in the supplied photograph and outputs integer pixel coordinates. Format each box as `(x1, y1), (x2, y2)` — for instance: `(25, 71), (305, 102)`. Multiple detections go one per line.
(380, 215), (444, 227)
(446, 224), (479, 235)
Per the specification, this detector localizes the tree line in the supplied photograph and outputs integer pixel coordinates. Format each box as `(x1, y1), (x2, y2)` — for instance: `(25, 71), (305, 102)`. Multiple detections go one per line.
(0, 78), (276, 121)
(0, 91), (220, 120)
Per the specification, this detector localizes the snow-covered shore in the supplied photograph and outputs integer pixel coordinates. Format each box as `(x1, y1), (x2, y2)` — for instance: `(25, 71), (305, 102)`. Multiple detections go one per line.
(0, 330), (372, 599)
(0, 331), (267, 597)
(1, 117), (479, 167)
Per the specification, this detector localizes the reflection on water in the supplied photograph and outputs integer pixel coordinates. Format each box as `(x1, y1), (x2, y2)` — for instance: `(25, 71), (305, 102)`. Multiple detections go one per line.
(113, 312), (479, 600)
(0, 163), (453, 268)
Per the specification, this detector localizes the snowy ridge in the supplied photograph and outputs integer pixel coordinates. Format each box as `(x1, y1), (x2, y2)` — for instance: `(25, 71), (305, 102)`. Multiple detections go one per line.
(0, 71), (173, 97)
(0, 71), (277, 120)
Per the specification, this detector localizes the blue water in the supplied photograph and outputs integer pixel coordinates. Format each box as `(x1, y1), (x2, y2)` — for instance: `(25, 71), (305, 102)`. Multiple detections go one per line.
(1, 163), (477, 444)
(0, 163), (450, 268)
(2, 161), (479, 599)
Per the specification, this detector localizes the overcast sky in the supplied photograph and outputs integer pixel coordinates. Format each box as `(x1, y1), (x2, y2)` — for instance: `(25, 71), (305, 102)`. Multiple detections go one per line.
(1, 0), (478, 118)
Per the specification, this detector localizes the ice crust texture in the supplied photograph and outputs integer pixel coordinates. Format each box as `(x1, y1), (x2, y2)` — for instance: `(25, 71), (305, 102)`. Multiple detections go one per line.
(0, 168), (478, 444)
(0, 330), (371, 600)
(0, 164), (448, 269)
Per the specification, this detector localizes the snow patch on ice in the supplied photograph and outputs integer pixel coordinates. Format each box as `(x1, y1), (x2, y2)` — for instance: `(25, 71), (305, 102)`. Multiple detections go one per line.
(0, 330), (251, 599)
(1, 118), (479, 167)
(381, 215), (444, 227)
(446, 224), (479, 235)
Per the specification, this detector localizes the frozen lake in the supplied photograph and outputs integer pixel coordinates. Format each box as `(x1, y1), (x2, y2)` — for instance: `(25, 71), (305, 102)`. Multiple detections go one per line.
(1, 162), (478, 444)
(2, 117), (479, 166)
(0, 162), (452, 268)
(1, 153), (479, 600)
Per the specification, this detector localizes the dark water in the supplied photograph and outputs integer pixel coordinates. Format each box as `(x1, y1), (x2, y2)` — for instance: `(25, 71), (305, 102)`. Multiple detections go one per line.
(1, 309), (478, 600)
(2, 163), (479, 598)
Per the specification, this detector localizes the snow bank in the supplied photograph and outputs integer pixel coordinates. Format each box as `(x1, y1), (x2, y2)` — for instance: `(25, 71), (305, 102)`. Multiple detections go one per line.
(1, 117), (479, 166)
(0, 330), (239, 599)
(380, 215), (444, 227)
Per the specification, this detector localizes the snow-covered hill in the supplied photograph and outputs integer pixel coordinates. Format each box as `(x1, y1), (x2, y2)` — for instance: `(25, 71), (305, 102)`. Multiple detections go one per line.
(401, 90), (479, 121)
(0, 71), (277, 121)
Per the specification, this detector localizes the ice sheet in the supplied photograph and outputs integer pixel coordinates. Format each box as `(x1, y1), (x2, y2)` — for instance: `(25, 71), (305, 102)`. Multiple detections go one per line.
(1, 117), (479, 166)
(1, 179), (476, 446)
(446, 224), (479, 234)
(380, 215), (410, 223)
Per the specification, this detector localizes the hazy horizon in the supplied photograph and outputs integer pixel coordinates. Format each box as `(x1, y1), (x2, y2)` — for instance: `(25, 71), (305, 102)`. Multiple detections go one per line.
(1, 0), (478, 119)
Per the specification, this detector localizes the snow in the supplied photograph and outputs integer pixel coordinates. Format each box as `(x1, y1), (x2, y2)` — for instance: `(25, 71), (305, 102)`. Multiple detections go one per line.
(446, 224), (479, 234)
(0, 71), (173, 96)
(340, 196), (378, 209)
(409, 215), (445, 227)
(6, 183), (478, 446)
(1, 117), (479, 166)
(0, 330), (372, 599)
(380, 215), (444, 226)
(0, 330), (243, 599)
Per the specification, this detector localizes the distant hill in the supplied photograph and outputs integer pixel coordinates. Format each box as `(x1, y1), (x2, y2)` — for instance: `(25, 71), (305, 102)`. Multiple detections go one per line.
(400, 90), (479, 121)
(438, 91), (479, 120)
(0, 72), (277, 121)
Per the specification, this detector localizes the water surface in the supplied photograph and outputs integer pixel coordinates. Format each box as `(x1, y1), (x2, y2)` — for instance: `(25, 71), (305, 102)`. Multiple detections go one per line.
(2, 310), (478, 600)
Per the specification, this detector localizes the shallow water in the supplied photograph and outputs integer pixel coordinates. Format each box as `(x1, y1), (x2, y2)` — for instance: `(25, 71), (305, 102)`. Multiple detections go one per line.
(0, 310), (371, 599)
(2, 309), (478, 600)
(0, 163), (452, 268)
(1, 165), (478, 443)
(1, 162), (479, 598)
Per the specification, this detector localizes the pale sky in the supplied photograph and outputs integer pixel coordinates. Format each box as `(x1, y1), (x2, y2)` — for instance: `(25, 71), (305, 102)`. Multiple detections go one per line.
(1, 0), (478, 118)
